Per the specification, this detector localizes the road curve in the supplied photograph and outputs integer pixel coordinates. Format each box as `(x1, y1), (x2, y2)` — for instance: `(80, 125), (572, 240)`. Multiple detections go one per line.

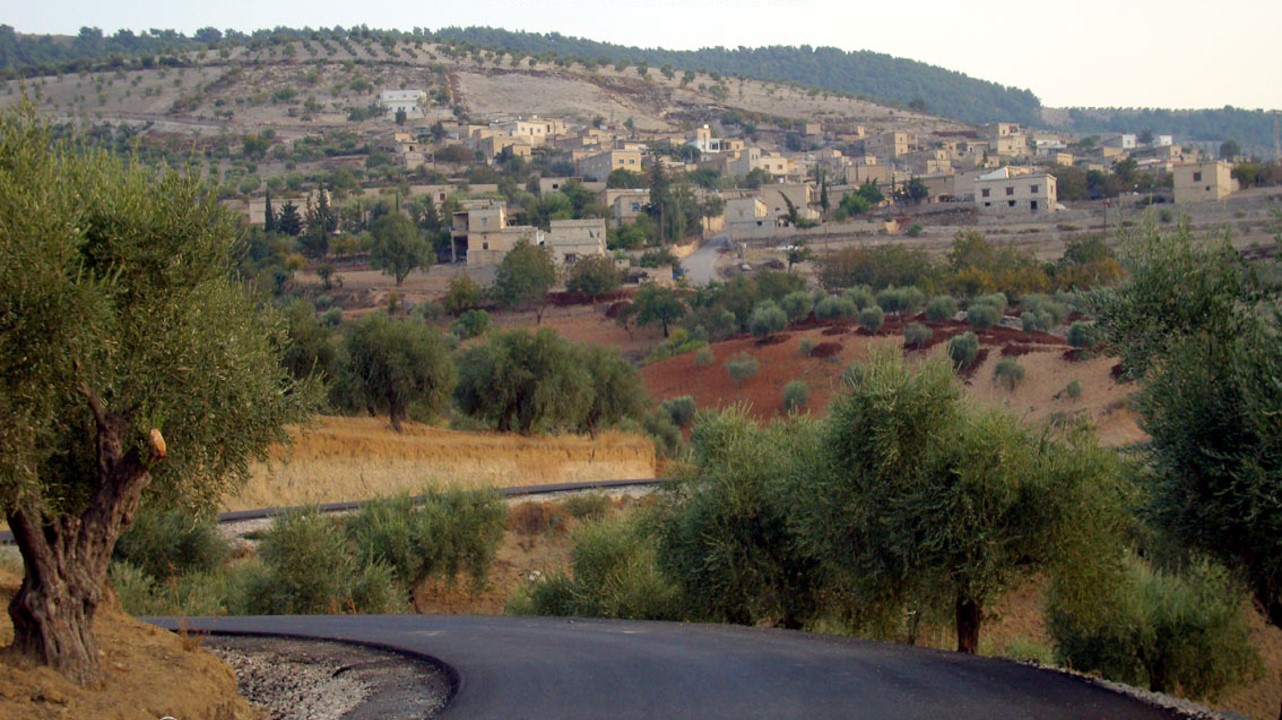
(152, 615), (1182, 720)
(681, 234), (730, 285)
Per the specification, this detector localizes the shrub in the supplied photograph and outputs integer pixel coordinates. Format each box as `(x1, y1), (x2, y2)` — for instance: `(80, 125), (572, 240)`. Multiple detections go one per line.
(925, 295), (958, 323)
(1049, 559), (1261, 700)
(993, 357), (1026, 391)
(973, 292), (1009, 313)
(1020, 311), (1038, 333)
(799, 337), (815, 356)
(877, 286), (925, 316)
(641, 410), (684, 459)
(693, 346), (714, 366)
(450, 308), (490, 339)
(415, 301), (446, 323)
(661, 395), (698, 428)
(725, 353), (760, 387)
(320, 307), (343, 328)
(783, 380), (810, 412)
(947, 332), (980, 368)
(842, 285), (876, 311)
(508, 515), (680, 620)
(858, 306), (884, 333)
(907, 223), (923, 237)
(1019, 294), (1068, 327)
(561, 493), (611, 521)
(649, 328), (707, 362)
(966, 303), (1001, 331)
(349, 560), (405, 614)
(254, 509), (355, 614)
(113, 509), (230, 580)
(779, 291), (813, 322)
(903, 322), (933, 349)
(815, 294), (857, 321)
(748, 300), (788, 339)
(1066, 379), (1083, 399)
(1068, 321), (1104, 350)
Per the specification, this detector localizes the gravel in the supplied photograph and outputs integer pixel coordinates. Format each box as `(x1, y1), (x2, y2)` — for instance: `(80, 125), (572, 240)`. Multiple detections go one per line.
(206, 636), (451, 720)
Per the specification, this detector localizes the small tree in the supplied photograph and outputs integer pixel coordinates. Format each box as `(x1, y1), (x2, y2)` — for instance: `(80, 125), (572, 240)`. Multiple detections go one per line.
(993, 357), (1026, 391)
(492, 238), (558, 323)
(633, 284), (686, 338)
(749, 300), (788, 339)
(966, 303), (1001, 331)
(369, 213), (430, 287)
(947, 332), (980, 369)
(858, 305), (884, 333)
(925, 295), (958, 323)
(345, 315), (456, 433)
(443, 272), (483, 314)
(725, 353), (760, 387)
(566, 254), (622, 305)
(454, 329), (592, 435)
(903, 322), (933, 349)
(783, 380), (810, 412)
(0, 108), (317, 684)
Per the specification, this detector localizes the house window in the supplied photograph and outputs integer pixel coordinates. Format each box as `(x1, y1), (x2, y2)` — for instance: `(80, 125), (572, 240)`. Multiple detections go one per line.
(984, 202), (991, 207)
(1193, 171), (1202, 182)
(1008, 201), (1016, 208)
(1030, 184), (1039, 193)
(981, 188), (990, 198)
(482, 242), (489, 250)
(1005, 186), (1015, 196)
(1031, 200), (1039, 211)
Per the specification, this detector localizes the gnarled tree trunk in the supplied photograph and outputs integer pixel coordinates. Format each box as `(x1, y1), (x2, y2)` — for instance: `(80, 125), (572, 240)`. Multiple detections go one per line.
(955, 595), (982, 655)
(6, 387), (161, 686)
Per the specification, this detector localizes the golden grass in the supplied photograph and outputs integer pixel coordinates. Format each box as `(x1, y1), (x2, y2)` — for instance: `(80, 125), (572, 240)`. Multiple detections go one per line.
(225, 415), (656, 511)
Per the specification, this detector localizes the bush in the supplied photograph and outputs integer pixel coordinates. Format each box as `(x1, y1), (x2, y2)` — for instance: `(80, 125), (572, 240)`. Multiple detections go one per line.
(320, 307), (343, 328)
(877, 286), (925, 316)
(815, 294), (857, 321)
(661, 395), (698, 428)
(748, 300), (788, 338)
(346, 490), (507, 595)
(783, 380), (810, 412)
(561, 493), (611, 521)
(973, 292), (1009, 313)
(947, 332), (980, 368)
(993, 357), (1026, 391)
(799, 337), (815, 357)
(925, 295), (958, 323)
(1020, 311), (1038, 333)
(725, 353), (760, 386)
(907, 223), (923, 237)
(507, 515), (680, 620)
(254, 510), (355, 614)
(779, 291), (813, 322)
(966, 303), (1001, 331)
(641, 410), (684, 459)
(1066, 379), (1083, 399)
(858, 306), (884, 333)
(114, 509), (230, 580)
(842, 285), (876, 311)
(1019, 294), (1068, 328)
(903, 322), (933, 349)
(1068, 321), (1104, 350)
(450, 308), (491, 339)
(1049, 559), (1261, 700)
(648, 327), (707, 362)
(693, 346), (714, 366)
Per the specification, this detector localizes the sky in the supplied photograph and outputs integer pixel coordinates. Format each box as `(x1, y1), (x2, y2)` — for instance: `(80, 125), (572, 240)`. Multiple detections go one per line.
(8, 0), (1279, 111)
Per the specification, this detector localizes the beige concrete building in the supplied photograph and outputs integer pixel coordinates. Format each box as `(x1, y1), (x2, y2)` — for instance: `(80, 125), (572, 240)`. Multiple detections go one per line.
(546, 218), (607, 266)
(865, 131), (915, 161)
(974, 167), (1057, 214)
(450, 200), (537, 266)
(983, 123), (1027, 157)
(1173, 161), (1237, 204)
(577, 148), (643, 181)
(601, 188), (650, 228)
(724, 197), (774, 240)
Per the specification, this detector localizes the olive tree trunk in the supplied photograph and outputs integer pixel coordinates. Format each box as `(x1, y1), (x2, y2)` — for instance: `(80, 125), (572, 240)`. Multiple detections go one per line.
(6, 387), (161, 686)
(955, 595), (982, 655)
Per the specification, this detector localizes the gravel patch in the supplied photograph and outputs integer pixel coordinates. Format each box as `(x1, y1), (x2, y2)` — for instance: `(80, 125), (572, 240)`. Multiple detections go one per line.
(1014, 660), (1238, 720)
(206, 636), (450, 720)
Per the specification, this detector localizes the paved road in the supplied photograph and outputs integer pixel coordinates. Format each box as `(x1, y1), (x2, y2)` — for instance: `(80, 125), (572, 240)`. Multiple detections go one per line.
(681, 234), (731, 285)
(154, 615), (1182, 719)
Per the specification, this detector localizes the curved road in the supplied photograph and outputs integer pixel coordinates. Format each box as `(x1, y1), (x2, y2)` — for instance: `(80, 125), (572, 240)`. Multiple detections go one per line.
(681, 234), (731, 285)
(154, 615), (1182, 719)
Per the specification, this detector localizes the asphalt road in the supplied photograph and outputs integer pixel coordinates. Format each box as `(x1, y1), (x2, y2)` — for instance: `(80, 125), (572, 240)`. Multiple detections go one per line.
(681, 234), (731, 285)
(154, 615), (1184, 720)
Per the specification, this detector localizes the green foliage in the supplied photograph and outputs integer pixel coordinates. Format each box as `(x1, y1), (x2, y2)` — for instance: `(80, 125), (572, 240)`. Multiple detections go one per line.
(576, 344), (649, 437)
(693, 345), (715, 367)
(346, 490), (507, 596)
(857, 305), (884, 333)
(992, 357), (1026, 391)
(799, 338), (815, 356)
(966, 303), (1001, 331)
(783, 380), (810, 412)
(661, 396), (698, 429)
(925, 295), (958, 323)
(648, 327), (707, 361)
(281, 299), (339, 384)
(491, 238), (558, 317)
(252, 510), (356, 614)
(633, 284), (686, 337)
(724, 353), (760, 387)
(1048, 559), (1261, 700)
(815, 294), (857, 321)
(902, 322), (933, 349)
(450, 309), (491, 339)
(656, 409), (824, 627)
(779, 290), (814, 322)
(508, 514), (681, 620)
(443, 272), (483, 314)
(345, 314), (456, 431)
(748, 300), (788, 338)
(1067, 321), (1103, 350)
(947, 332), (980, 369)
(1066, 379), (1083, 399)
(113, 509), (229, 580)
(818, 244), (939, 292)
(876, 286), (926, 316)
(561, 493), (612, 521)
(641, 409), (684, 460)
(566, 255), (622, 300)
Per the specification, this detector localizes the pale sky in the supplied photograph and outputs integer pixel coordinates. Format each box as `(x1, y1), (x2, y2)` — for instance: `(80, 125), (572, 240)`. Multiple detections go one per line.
(8, 0), (1278, 111)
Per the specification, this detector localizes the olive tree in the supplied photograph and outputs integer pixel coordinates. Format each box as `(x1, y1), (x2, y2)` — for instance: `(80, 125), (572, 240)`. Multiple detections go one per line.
(0, 109), (317, 684)
(492, 238), (558, 323)
(454, 329), (592, 435)
(368, 213), (431, 287)
(344, 315), (456, 433)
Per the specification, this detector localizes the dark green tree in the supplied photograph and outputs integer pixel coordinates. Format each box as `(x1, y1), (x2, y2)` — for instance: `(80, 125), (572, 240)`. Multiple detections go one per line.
(566, 254), (622, 304)
(633, 284), (686, 338)
(454, 329), (592, 435)
(264, 189), (277, 233)
(276, 200), (303, 236)
(368, 213), (430, 286)
(0, 108), (317, 684)
(344, 314), (456, 433)
(491, 238), (558, 323)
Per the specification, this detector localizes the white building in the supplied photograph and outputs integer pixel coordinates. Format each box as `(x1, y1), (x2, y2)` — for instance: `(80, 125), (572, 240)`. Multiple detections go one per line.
(378, 90), (427, 121)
